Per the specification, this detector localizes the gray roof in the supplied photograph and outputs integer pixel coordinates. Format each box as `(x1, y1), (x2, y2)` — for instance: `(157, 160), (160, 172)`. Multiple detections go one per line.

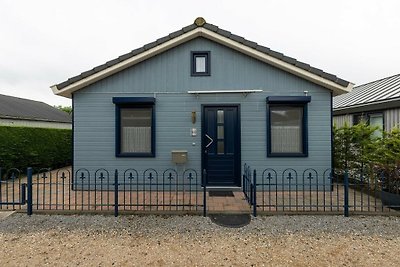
(333, 74), (400, 110)
(56, 20), (350, 90)
(0, 94), (72, 123)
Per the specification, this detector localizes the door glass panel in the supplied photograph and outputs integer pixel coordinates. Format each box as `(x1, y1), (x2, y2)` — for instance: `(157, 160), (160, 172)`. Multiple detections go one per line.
(225, 109), (234, 155)
(217, 110), (224, 124)
(217, 141), (224, 154)
(217, 126), (224, 139)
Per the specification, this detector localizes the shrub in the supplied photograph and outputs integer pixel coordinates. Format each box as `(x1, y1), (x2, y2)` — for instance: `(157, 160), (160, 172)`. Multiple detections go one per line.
(374, 128), (400, 194)
(0, 126), (72, 177)
(333, 122), (379, 174)
(334, 124), (400, 193)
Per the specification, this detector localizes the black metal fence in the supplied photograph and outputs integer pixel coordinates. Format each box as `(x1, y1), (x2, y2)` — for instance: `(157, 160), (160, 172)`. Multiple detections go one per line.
(242, 164), (256, 215)
(1, 167), (206, 217)
(243, 164), (400, 217)
(2, 165), (400, 217)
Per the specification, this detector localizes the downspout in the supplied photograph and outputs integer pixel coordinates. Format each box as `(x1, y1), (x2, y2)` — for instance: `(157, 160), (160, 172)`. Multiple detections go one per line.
(331, 91), (334, 175)
(71, 93), (75, 190)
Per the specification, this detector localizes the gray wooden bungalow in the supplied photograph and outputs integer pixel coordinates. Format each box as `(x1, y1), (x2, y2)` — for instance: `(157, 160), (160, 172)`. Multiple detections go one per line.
(334, 74), (400, 132)
(51, 17), (352, 188)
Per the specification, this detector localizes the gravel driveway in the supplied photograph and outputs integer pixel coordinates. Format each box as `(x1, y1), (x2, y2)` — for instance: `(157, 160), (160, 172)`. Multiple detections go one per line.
(0, 213), (399, 266)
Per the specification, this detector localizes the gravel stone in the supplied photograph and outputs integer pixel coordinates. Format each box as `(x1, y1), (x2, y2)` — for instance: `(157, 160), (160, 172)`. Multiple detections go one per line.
(0, 213), (399, 266)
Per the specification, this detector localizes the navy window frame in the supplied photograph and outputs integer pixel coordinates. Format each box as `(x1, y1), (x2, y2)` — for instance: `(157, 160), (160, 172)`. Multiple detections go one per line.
(266, 96), (311, 157)
(191, 51), (210, 76)
(112, 97), (156, 157)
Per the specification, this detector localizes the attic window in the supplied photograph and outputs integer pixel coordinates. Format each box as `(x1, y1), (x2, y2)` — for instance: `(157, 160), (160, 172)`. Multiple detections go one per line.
(191, 51), (210, 76)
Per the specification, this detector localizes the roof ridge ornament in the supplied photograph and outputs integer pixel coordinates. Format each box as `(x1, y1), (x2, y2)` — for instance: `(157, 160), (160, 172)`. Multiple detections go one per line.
(194, 17), (206, 26)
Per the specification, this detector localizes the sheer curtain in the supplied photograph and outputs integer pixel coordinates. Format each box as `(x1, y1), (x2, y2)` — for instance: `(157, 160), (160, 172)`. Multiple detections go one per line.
(270, 106), (303, 153)
(120, 108), (152, 153)
(122, 127), (151, 153)
(271, 126), (302, 153)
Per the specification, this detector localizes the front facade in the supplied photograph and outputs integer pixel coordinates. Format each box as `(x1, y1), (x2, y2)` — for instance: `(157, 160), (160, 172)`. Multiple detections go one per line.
(333, 74), (400, 132)
(52, 18), (351, 187)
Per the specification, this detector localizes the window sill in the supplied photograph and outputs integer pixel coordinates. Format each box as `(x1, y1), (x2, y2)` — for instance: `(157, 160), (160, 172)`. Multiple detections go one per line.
(116, 152), (155, 158)
(191, 72), (211, 77)
(267, 152), (308, 158)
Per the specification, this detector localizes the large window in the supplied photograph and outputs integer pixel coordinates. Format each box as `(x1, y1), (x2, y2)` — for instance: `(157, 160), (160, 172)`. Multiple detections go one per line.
(112, 97), (155, 157)
(266, 96), (311, 157)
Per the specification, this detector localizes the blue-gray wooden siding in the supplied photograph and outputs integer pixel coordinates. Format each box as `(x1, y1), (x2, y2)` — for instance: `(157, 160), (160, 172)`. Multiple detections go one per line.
(73, 37), (332, 182)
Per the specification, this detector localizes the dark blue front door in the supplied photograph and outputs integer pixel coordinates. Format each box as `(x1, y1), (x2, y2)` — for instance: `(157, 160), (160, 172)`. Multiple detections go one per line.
(202, 105), (241, 186)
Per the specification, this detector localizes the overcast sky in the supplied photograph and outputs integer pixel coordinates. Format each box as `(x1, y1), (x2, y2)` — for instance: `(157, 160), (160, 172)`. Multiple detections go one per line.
(1, 0), (399, 107)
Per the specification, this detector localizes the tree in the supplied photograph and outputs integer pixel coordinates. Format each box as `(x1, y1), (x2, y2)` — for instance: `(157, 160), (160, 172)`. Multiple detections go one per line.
(55, 105), (72, 115)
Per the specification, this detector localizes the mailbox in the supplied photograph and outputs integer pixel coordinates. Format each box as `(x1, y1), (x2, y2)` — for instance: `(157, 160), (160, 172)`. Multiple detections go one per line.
(171, 150), (188, 164)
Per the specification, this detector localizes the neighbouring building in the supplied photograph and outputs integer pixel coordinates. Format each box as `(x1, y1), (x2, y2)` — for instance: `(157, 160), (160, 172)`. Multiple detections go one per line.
(333, 74), (400, 132)
(0, 94), (71, 129)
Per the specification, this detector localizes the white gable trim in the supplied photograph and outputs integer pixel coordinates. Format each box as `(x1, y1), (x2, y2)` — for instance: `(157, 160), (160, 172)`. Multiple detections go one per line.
(200, 29), (353, 95)
(51, 27), (353, 98)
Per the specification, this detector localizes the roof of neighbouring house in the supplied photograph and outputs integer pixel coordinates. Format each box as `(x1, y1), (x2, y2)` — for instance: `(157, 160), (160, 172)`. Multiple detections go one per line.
(333, 73), (400, 111)
(51, 17), (353, 98)
(0, 94), (72, 123)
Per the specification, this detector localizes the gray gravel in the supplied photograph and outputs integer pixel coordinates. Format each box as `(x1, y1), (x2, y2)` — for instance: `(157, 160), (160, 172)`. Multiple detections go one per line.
(0, 213), (399, 266)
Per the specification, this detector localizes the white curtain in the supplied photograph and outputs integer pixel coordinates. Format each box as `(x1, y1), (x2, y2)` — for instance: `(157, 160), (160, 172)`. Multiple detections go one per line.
(122, 127), (151, 153)
(271, 126), (302, 153)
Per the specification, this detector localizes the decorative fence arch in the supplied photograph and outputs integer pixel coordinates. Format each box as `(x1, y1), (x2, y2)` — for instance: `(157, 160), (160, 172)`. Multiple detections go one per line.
(242, 164), (399, 217)
(0, 167), (206, 217)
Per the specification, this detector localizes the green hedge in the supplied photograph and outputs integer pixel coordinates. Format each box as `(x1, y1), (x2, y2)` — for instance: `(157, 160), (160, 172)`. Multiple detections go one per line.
(0, 126), (72, 175)
(333, 123), (400, 193)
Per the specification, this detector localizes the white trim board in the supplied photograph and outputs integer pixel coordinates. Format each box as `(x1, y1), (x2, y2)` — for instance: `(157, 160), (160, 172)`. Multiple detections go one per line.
(188, 89), (263, 94)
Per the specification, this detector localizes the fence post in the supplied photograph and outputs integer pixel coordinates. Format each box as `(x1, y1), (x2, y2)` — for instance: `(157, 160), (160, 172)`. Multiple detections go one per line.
(253, 169), (257, 217)
(27, 167), (33, 216)
(20, 184), (26, 205)
(202, 169), (207, 217)
(344, 169), (349, 217)
(242, 174), (246, 195)
(114, 169), (119, 217)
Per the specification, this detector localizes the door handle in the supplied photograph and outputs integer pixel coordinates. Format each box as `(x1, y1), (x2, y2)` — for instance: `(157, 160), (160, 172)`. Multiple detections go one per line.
(205, 134), (214, 148)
